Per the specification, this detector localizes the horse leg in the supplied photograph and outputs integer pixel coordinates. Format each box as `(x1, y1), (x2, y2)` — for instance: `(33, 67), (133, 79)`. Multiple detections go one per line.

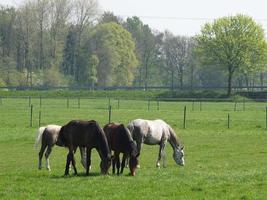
(38, 143), (47, 170)
(157, 140), (166, 168)
(112, 154), (116, 174)
(136, 139), (143, 168)
(86, 148), (91, 176)
(80, 147), (88, 170)
(120, 153), (127, 174)
(65, 150), (72, 175)
(45, 145), (52, 171)
(71, 147), (77, 175)
(115, 152), (120, 175)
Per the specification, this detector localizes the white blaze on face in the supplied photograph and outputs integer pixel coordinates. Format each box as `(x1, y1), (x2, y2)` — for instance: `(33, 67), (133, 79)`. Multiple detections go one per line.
(173, 148), (185, 166)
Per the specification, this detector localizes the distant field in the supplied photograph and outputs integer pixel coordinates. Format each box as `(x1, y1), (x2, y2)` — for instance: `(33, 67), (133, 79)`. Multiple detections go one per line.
(0, 97), (266, 199)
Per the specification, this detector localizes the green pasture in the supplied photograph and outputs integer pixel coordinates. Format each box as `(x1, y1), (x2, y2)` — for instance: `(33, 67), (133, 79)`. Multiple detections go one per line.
(0, 97), (266, 199)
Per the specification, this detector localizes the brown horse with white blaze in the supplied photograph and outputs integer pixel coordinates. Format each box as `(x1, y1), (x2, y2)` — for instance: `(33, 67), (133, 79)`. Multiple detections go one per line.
(57, 120), (111, 176)
(103, 123), (139, 176)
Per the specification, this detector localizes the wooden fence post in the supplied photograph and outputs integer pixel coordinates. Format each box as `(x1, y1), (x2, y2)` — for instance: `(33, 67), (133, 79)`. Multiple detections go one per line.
(30, 105), (33, 127)
(227, 114), (230, 129)
(183, 106), (187, 129)
(108, 105), (112, 123)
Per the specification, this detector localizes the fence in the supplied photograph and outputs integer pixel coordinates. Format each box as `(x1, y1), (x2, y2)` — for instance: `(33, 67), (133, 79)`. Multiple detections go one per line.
(0, 96), (267, 130)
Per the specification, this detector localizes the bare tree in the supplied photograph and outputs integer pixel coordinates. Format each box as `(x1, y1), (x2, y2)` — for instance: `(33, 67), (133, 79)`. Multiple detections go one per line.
(70, 0), (99, 81)
(48, 0), (71, 59)
(164, 32), (193, 88)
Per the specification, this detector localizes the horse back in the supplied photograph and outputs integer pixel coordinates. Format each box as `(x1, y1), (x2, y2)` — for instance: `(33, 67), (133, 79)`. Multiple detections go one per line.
(104, 123), (132, 154)
(59, 120), (99, 148)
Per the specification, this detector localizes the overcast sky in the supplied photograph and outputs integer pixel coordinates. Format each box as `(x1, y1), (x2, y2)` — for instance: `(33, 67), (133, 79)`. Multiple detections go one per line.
(1, 0), (267, 36)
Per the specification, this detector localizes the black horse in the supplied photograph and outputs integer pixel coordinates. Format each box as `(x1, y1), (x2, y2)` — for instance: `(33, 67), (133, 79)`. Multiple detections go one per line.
(57, 120), (111, 176)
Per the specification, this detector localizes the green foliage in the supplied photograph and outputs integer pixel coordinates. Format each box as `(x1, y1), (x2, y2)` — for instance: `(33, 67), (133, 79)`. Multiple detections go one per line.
(195, 14), (267, 95)
(86, 22), (138, 86)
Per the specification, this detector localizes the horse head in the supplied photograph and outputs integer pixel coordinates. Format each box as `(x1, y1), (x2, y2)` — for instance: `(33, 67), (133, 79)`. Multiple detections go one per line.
(129, 152), (139, 176)
(100, 154), (111, 175)
(173, 146), (185, 166)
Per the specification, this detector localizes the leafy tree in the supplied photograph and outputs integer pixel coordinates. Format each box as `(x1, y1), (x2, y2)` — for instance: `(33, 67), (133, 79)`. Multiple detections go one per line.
(61, 25), (77, 76)
(195, 14), (267, 95)
(86, 22), (138, 86)
(88, 54), (98, 89)
(98, 11), (122, 24)
(124, 17), (157, 89)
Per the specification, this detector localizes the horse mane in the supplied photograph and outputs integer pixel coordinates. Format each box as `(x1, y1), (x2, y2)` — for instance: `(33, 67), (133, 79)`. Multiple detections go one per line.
(123, 125), (138, 156)
(94, 121), (111, 159)
(167, 125), (182, 148)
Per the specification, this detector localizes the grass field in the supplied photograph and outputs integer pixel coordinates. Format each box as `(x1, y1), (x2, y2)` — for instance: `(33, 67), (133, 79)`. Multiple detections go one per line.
(0, 97), (266, 200)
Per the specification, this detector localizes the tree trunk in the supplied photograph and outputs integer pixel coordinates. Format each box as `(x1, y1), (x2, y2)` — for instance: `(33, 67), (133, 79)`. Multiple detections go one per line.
(190, 64), (194, 90)
(227, 68), (234, 96)
(260, 72), (264, 91)
(171, 70), (174, 92)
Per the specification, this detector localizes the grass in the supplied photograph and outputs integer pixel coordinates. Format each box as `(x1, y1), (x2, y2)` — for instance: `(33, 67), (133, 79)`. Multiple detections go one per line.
(0, 97), (266, 199)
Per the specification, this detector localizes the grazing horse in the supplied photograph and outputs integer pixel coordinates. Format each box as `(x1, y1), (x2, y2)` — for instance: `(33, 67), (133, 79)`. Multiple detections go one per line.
(57, 120), (111, 176)
(35, 125), (87, 171)
(103, 123), (139, 176)
(127, 119), (185, 168)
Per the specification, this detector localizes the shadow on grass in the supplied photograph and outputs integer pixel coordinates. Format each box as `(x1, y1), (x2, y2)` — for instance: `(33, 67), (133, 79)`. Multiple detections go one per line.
(50, 172), (102, 179)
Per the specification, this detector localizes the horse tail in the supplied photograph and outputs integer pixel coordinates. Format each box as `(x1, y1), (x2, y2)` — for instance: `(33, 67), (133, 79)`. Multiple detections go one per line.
(35, 127), (46, 150)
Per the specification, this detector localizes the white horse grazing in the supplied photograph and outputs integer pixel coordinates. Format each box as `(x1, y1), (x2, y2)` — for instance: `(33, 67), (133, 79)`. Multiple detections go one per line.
(35, 125), (87, 171)
(127, 119), (185, 168)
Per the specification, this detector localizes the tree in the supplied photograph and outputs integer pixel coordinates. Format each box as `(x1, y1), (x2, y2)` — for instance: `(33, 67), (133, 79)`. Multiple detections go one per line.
(124, 17), (156, 89)
(88, 54), (98, 89)
(196, 14), (267, 95)
(98, 11), (122, 24)
(85, 22), (138, 86)
(61, 25), (77, 76)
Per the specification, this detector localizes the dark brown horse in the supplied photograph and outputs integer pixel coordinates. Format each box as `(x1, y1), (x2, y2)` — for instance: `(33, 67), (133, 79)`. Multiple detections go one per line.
(57, 120), (111, 176)
(103, 123), (139, 176)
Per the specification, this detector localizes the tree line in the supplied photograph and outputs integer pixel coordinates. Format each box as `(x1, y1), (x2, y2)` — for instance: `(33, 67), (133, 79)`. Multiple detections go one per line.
(1, 0), (267, 95)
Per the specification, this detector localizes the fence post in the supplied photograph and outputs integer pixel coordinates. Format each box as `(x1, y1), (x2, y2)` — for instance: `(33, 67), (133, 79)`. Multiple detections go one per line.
(183, 106), (187, 129)
(108, 98), (111, 109)
(117, 99), (120, 110)
(30, 105), (33, 127)
(147, 99), (150, 111)
(108, 105), (112, 123)
(227, 114), (230, 129)
(78, 97), (80, 109)
(39, 110), (41, 127)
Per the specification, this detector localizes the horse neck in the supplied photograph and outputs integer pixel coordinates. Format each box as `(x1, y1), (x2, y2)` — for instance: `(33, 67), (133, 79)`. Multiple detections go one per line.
(96, 129), (110, 160)
(168, 127), (181, 151)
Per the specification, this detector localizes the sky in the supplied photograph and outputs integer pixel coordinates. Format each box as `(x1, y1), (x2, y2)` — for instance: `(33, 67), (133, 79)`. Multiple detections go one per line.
(1, 0), (267, 36)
